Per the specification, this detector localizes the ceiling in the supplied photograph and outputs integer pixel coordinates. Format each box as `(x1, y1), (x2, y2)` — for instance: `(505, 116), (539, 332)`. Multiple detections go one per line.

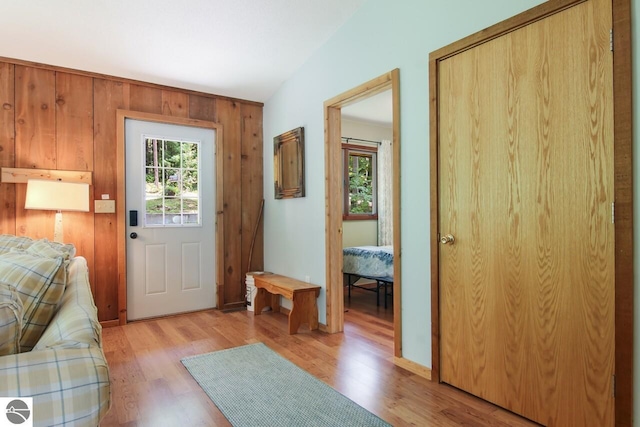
(341, 90), (393, 127)
(0, 0), (366, 102)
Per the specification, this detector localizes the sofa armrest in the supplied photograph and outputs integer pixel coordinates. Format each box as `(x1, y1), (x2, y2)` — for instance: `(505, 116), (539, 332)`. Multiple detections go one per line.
(0, 346), (110, 426)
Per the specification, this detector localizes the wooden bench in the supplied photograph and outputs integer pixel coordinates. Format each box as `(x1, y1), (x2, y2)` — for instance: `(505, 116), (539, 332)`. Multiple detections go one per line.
(253, 273), (321, 334)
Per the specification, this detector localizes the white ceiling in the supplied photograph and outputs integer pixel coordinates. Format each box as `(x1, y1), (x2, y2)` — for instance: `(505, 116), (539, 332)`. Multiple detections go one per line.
(341, 90), (393, 126)
(0, 0), (366, 102)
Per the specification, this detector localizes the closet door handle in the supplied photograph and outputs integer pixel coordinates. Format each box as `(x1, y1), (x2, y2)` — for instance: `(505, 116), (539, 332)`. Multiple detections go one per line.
(440, 234), (455, 245)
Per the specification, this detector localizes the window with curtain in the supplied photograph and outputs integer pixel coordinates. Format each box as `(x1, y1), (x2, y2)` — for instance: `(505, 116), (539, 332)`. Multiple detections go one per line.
(342, 144), (378, 220)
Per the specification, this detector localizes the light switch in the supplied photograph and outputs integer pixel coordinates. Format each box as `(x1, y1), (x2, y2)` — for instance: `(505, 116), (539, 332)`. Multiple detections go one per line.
(95, 200), (115, 213)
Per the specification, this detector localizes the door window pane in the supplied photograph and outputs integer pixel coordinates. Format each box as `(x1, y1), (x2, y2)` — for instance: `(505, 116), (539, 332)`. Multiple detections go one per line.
(144, 138), (201, 227)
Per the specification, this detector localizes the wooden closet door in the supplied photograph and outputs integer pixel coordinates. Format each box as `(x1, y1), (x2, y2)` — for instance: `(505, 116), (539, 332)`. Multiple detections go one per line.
(438, 0), (614, 425)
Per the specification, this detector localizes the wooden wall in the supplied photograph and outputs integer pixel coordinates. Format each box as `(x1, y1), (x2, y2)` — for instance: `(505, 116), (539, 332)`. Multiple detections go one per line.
(0, 59), (264, 320)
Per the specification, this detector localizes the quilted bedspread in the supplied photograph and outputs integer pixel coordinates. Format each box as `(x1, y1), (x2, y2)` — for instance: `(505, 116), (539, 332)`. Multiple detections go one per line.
(343, 245), (393, 282)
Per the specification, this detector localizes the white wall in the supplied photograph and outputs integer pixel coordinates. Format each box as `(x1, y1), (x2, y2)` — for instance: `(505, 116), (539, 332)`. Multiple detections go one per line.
(263, 0), (545, 364)
(264, 3), (638, 420)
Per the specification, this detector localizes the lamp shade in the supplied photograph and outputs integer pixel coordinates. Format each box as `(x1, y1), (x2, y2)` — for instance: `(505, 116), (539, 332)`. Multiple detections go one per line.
(25, 179), (90, 212)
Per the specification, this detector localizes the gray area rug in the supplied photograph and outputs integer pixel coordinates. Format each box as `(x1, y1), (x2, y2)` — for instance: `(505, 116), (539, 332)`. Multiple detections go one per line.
(181, 342), (391, 427)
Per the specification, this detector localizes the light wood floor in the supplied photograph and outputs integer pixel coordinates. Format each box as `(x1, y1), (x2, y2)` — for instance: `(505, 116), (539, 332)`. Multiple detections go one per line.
(100, 288), (538, 426)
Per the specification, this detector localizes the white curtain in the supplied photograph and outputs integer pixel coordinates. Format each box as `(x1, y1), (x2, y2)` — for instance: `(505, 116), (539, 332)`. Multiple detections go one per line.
(377, 139), (393, 246)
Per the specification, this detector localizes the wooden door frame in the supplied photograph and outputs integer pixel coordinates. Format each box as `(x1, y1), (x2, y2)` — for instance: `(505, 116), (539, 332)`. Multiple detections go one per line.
(116, 110), (224, 325)
(324, 69), (403, 356)
(428, 0), (633, 423)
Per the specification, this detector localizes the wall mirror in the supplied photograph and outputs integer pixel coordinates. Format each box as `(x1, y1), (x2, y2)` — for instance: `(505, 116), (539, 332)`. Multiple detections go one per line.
(274, 127), (305, 199)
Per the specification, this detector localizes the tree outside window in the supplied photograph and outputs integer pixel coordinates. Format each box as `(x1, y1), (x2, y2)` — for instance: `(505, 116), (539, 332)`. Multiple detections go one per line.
(144, 138), (200, 226)
(343, 145), (377, 220)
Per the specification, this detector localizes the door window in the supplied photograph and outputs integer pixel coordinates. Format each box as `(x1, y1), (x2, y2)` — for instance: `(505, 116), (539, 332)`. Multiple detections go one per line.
(144, 137), (200, 227)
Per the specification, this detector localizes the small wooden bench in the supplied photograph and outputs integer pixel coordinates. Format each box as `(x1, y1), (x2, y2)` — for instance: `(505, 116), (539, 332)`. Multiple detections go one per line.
(253, 273), (321, 334)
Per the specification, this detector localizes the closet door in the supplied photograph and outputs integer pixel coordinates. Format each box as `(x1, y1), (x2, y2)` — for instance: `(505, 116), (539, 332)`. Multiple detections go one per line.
(438, 0), (614, 425)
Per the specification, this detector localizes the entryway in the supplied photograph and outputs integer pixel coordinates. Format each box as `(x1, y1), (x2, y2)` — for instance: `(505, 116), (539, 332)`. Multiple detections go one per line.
(125, 119), (216, 320)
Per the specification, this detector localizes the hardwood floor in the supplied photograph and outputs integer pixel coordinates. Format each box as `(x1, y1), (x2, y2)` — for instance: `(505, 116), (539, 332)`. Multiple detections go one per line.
(100, 296), (538, 426)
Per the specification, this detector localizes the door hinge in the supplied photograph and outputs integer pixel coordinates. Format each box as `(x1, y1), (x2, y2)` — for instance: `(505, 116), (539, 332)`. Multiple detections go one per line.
(610, 29), (613, 51)
(612, 374), (616, 397)
(611, 202), (615, 224)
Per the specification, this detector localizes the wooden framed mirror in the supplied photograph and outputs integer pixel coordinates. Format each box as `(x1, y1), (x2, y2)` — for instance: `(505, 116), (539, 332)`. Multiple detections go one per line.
(274, 127), (305, 199)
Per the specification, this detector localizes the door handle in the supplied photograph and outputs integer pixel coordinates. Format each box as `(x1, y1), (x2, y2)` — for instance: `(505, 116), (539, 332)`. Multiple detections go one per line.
(130, 232), (138, 239)
(440, 234), (455, 245)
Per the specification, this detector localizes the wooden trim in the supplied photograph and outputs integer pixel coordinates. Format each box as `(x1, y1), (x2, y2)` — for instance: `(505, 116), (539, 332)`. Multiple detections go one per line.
(325, 73), (396, 108)
(99, 319), (120, 328)
(612, 0), (633, 424)
(341, 143), (378, 152)
(1, 167), (92, 184)
(0, 56), (263, 108)
(343, 214), (379, 221)
(429, 0), (633, 423)
(115, 109), (224, 325)
(342, 144), (379, 221)
(429, 52), (441, 383)
(325, 105), (343, 333)
(324, 69), (402, 358)
(428, 0), (587, 62)
(390, 68), (402, 358)
(393, 356), (431, 380)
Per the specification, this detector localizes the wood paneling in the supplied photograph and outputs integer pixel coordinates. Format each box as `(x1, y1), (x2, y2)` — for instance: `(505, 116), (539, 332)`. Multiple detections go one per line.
(0, 63), (16, 234)
(241, 103), (263, 275)
(188, 94), (216, 122)
(129, 84), (162, 114)
(93, 79), (129, 321)
(0, 58), (263, 323)
(15, 66), (56, 239)
(162, 90), (189, 118)
(56, 73), (93, 171)
(55, 72), (96, 292)
(215, 99), (244, 309)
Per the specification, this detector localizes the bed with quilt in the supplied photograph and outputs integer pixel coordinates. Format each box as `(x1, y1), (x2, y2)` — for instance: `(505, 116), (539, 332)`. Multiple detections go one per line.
(342, 245), (393, 308)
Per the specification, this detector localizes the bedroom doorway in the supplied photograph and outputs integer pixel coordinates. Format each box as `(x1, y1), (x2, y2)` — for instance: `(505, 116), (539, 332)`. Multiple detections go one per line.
(341, 90), (393, 322)
(324, 69), (402, 357)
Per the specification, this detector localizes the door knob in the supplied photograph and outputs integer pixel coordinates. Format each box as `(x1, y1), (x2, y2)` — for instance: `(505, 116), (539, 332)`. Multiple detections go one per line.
(130, 232), (138, 239)
(440, 234), (455, 245)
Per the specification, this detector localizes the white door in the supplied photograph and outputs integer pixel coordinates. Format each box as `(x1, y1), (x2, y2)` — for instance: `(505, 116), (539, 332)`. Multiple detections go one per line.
(126, 119), (216, 321)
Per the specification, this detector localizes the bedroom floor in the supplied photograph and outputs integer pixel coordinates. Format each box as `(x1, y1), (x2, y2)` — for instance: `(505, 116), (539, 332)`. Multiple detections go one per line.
(344, 280), (394, 323)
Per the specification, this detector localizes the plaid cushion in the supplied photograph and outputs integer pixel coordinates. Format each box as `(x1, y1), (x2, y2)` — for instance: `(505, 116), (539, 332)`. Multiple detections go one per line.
(0, 256), (111, 426)
(0, 346), (111, 426)
(0, 282), (23, 355)
(34, 257), (101, 350)
(25, 238), (76, 260)
(0, 251), (67, 352)
(0, 234), (33, 255)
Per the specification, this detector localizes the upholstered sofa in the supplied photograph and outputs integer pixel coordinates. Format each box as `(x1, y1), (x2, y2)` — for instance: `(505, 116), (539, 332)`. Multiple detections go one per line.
(0, 235), (110, 426)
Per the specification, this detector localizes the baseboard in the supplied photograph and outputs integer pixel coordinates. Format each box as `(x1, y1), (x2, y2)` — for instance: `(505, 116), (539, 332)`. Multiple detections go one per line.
(392, 356), (432, 380)
(100, 319), (120, 328)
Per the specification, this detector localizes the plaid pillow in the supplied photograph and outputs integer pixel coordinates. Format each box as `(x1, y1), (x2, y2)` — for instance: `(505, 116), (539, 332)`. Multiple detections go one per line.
(0, 234), (33, 255)
(0, 282), (23, 355)
(26, 238), (76, 260)
(0, 251), (67, 351)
